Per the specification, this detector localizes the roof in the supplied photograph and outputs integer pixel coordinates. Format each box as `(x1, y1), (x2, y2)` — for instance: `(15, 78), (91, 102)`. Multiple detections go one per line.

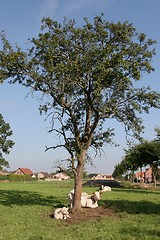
(38, 172), (53, 178)
(0, 169), (9, 175)
(91, 174), (113, 179)
(54, 172), (70, 179)
(0, 169), (9, 173)
(18, 168), (33, 175)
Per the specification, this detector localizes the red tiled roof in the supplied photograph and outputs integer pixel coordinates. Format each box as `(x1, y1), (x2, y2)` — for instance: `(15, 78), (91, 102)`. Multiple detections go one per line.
(19, 168), (33, 175)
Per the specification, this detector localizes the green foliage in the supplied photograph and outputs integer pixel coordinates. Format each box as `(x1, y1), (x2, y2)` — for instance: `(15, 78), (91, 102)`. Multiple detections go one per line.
(112, 162), (127, 179)
(124, 140), (160, 168)
(115, 140), (160, 184)
(0, 174), (8, 181)
(0, 15), (159, 160)
(7, 174), (37, 182)
(154, 127), (160, 141)
(0, 114), (15, 170)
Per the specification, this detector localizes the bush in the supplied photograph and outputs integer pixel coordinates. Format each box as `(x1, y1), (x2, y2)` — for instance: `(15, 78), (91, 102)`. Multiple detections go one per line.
(0, 175), (8, 181)
(7, 174), (37, 182)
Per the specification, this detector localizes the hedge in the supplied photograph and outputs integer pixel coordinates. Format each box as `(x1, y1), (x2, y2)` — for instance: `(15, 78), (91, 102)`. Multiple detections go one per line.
(7, 174), (37, 182)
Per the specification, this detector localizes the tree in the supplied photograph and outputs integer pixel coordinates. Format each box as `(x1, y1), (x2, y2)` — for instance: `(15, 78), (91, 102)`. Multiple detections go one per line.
(0, 15), (160, 210)
(0, 114), (15, 170)
(144, 141), (160, 186)
(112, 162), (126, 180)
(122, 141), (160, 186)
(113, 151), (141, 182)
(154, 127), (160, 141)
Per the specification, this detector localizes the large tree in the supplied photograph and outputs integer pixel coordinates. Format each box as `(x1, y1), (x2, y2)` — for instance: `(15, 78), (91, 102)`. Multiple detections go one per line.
(0, 15), (160, 210)
(0, 114), (15, 170)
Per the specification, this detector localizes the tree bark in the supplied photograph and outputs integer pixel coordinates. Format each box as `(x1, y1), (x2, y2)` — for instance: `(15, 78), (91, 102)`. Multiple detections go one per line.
(152, 165), (158, 187)
(72, 151), (86, 211)
(153, 174), (157, 187)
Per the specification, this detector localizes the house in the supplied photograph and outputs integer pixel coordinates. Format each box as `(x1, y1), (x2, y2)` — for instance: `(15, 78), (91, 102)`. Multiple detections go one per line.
(0, 169), (9, 175)
(14, 168), (33, 176)
(54, 172), (70, 180)
(91, 173), (114, 180)
(37, 172), (53, 180)
(134, 171), (145, 182)
(134, 167), (160, 183)
(144, 167), (152, 182)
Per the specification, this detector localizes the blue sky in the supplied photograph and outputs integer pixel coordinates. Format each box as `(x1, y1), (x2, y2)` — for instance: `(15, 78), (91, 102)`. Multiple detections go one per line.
(0, 0), (160, 174)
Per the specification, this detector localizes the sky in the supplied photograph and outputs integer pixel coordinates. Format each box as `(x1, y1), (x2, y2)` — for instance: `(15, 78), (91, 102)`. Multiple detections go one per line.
(0, 0), (160, 174)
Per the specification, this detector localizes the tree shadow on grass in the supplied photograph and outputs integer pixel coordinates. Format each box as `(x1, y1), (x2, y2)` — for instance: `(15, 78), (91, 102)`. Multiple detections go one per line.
(0, 189), (64, 208)
(102, 199), (160, 214)
(113, 188), (160, 195)
(120, 226), (160, 239)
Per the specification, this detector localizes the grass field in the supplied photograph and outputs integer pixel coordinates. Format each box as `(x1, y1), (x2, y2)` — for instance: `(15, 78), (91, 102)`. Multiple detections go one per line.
(0, 181), (160, 240)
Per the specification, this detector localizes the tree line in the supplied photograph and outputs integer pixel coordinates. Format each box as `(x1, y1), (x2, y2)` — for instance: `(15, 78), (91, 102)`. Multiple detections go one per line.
(0, 114), (14, 170)
(113, 128), (160, 186)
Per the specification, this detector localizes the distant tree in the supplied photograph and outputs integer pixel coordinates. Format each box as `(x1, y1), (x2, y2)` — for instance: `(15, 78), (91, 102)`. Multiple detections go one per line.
(113, 153), (140, 182)
(0, 114), (15, 170)
(122, 141), (160, 186)
(112, 162), (126, 180)
(54, 160), (68, 173)
(122, 145), (145, 182)
(154, 127), (160, 141)
(87, 173), (97, 179)
(144, 141), (160, 186)
(82, 170), (88, 179)
(0, 15), (160, 210)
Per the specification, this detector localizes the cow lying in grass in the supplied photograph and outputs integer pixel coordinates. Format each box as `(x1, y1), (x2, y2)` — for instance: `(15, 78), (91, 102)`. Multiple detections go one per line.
(99, 185), (112, 192)
(54, 207), (70, 220)
(68, 190), (101, 209)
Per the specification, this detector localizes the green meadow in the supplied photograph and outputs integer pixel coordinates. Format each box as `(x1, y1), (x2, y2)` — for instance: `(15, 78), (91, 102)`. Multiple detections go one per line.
(0, 181), (160, 240)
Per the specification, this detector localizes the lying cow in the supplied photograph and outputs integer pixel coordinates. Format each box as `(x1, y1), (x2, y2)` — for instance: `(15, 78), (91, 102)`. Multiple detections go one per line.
(99, 185), (112, 192)
(81, 191), (101, 208)
(54, 207), (70, 220)
(68, 189), (101, 209)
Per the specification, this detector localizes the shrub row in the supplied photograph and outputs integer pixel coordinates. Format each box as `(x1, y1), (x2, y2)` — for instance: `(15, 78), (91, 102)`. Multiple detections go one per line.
(0, 174), (37, 182)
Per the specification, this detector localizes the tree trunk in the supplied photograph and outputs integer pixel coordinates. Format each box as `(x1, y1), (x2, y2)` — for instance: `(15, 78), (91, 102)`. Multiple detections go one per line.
(152, 170), (157, 187)
(153, 174), (157, 187)
(131, 170), (134, 183)
(72, 151), (86, 211)
(152, 165), (158, 187)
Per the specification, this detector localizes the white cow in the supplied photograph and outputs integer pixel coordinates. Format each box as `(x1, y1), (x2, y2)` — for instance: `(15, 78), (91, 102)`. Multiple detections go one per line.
(99, 185), (112, 192)
(68, 189), (89, 208)
(81, 191), (101, 208)
(54, 207), (70, 220)
(68, 189), (101, 209)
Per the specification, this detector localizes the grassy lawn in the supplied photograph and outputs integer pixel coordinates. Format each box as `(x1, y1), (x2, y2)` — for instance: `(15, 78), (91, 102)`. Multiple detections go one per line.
(0, 181), (160, 240)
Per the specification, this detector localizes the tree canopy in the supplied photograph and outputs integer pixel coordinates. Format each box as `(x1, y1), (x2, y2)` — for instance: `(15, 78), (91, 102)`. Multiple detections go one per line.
(113, 140), (160, 185)
(0, 114), (15, 170)
(0, 15), (160, 209)
(154, 127), (160, 141)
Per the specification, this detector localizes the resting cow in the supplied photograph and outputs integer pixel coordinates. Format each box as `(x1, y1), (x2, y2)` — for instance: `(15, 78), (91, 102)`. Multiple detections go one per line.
(68, 189), (101, 208)
(99, 185), (111, 192)
(54, 207), (70, 220)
